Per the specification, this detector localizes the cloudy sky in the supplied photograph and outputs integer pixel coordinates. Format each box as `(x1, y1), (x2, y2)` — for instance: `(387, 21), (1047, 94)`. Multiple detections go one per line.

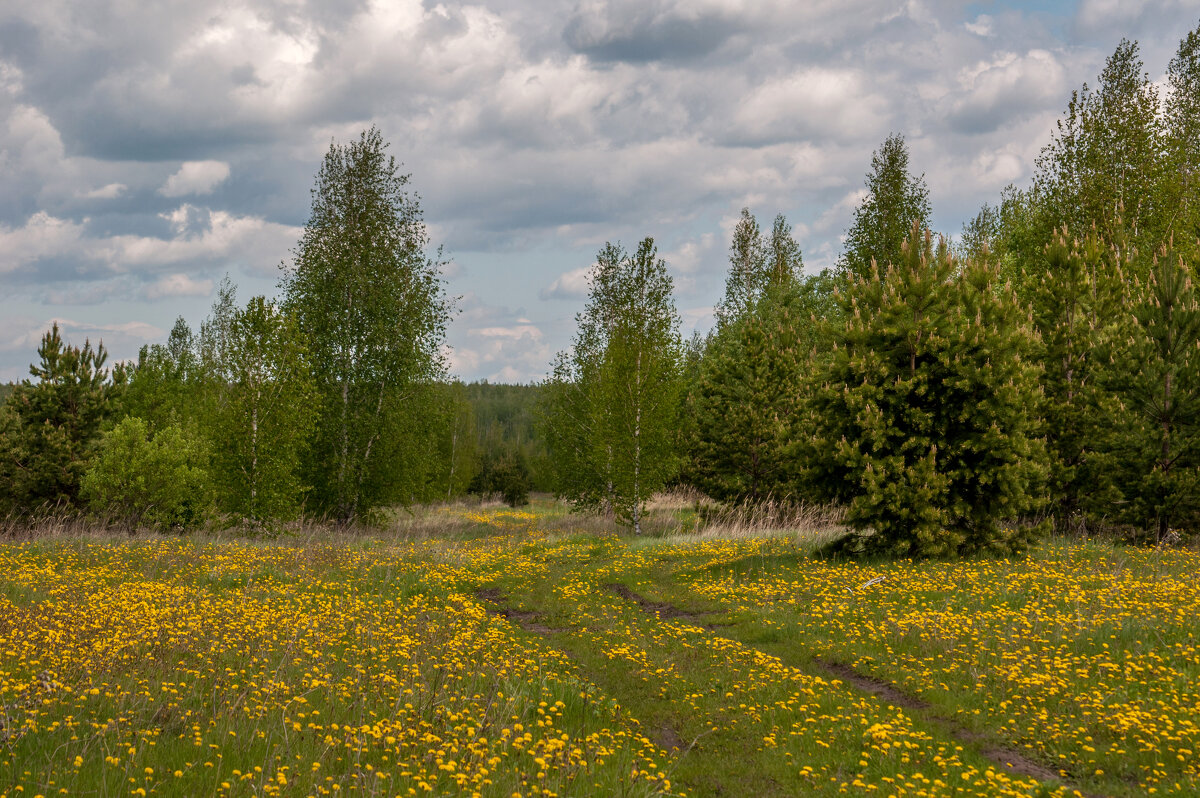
(1, 0), (1198, 383)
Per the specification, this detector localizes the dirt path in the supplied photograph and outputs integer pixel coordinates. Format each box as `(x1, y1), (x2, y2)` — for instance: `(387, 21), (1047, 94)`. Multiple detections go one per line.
(606, 582), (1114, 798)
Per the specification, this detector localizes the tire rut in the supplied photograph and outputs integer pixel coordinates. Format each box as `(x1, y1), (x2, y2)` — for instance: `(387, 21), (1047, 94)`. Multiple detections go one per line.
(607, 583), (1115, 798)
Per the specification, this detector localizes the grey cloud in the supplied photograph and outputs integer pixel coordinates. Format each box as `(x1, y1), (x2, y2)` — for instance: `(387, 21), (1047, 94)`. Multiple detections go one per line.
(563, 2), (740, 63)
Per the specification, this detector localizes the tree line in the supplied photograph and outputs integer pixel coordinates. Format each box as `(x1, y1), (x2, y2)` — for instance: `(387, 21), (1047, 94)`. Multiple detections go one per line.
(538, 26), (1200, 554)
(0, 128), (546, 529)
(2, 26), (1198, 553)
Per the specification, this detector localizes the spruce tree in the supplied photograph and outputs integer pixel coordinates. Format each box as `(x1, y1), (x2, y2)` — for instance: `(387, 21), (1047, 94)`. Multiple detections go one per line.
(805, 225), (1046, 557)
(839, 134), (931, 282)
(1116, 239), (1200, 541)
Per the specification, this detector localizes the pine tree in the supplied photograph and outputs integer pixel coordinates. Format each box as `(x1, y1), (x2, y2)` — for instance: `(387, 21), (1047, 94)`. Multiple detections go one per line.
(281, 127), (449, 521)
(0, 325), (113, 513)
(1115, 239), (1200, 541)
(1030, 228), (1128, 532)
(805, 225), (1046, 557)
(691, 283), (808, 505)
(839, 134), (931, 282)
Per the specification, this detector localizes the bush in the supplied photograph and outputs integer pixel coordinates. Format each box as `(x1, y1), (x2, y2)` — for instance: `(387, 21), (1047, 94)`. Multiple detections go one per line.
(468, 449), (532, 507)
(82, 416), (212, 530)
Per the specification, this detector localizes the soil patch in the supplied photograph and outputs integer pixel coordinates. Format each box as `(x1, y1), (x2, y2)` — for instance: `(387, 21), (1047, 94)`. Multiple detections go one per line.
(473, 587), (562, 634)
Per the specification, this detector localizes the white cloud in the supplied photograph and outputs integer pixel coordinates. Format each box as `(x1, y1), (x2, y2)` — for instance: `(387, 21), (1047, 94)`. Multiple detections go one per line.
(159, 161), (231, 197)
(78, 183), (127, 199)
(143, 273), (214, 300)
(540, 266), (591, 300)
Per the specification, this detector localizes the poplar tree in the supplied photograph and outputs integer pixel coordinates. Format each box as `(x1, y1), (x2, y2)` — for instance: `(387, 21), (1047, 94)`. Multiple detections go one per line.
(282, 127), (449, 521)
(839, 134), (931, 282)
(805, 225), (1046, 557)
(1165, 22), (1200, 252)
(1032, 39), (1163, 269)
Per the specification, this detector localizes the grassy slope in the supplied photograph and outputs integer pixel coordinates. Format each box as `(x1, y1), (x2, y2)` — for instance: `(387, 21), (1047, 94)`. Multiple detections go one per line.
(1, 501), (1196, 797)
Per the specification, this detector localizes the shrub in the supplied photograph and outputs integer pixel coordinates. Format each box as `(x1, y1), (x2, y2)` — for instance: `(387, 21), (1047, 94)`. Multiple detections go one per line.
(82, 416), (212, 530)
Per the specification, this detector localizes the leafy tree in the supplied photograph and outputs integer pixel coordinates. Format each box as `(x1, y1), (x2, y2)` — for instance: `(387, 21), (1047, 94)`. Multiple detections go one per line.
(281, 126), (450, 521)
(1032, 39), (1163, 268)
(804, 225), (1046, 557)
(1165, 21), (1200, 251)
(424, 381), (476, 502)
(202, 290), (319, 524)
(716, 210), (805, 327)
(541, 239), (683, 531)
(839, 134), (932, 282)
(1114, 239), (1200, 541)
(1031, 228), (1129, 532)
(82, 417), (211, 530)
(119, 316), (206, 434)
(0, 324), (112, 514)
(715, 209), (765, 327)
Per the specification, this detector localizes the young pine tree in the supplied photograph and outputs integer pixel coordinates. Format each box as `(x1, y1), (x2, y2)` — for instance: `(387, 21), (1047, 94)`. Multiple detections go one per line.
(1115, 239), (1200, 541)
(804, 225), (1046, 557)
(0, 325), (113, 514)
(1030, 228), (1128, 532)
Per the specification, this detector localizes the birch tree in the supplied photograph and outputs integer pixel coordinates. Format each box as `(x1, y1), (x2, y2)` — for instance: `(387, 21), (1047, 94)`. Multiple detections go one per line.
(203, 291), (318, 524)
(281, 127), (449, 521)
(540, 239), (683, 531)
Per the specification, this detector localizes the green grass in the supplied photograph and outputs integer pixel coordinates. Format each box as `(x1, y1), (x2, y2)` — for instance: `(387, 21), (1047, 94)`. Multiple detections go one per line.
(0, 502), (1196, 797)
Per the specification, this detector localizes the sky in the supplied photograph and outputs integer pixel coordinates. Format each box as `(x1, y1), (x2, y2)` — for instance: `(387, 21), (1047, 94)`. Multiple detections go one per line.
(1, 0), (1198, 384)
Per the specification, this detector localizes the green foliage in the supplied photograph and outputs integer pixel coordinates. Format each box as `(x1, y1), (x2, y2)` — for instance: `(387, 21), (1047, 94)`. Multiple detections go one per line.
(281, 126), (450, 521)
(1113, 239), (1200, 541)
(1030, 229), (1129, 531)
(691, 274), (834, 506)
(839, 134), (932, 282)
(716, 209), (804, 327)
(468, 447), (532, 507)
(202, 288), (319, 524)
(540, 238), (683, 532)
(118, 317), (207, 434)
(1031, 39), (1163, 274)
(465, 382), (549, 492)
(81, 416), (212, 530)
(1165, 22), (1200, 253)
(0, 324), (112, 514)
(805, 225), (1047, 557)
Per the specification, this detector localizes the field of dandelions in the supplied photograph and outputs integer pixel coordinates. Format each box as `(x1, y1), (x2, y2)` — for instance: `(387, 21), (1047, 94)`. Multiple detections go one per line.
(1, 501), (1196, 797)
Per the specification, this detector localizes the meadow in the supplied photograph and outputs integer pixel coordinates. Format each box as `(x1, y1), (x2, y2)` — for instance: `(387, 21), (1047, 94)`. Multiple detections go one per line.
(0, 500), (1197, 797)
